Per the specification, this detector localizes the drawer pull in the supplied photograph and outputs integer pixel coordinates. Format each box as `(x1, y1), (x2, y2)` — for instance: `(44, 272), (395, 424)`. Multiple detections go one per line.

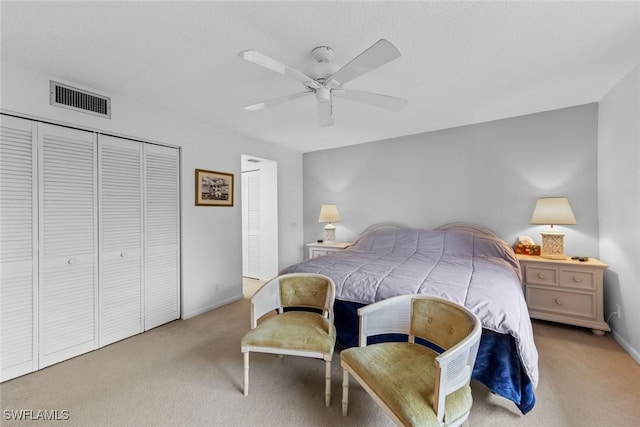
(573, 276), (582, 283)
(67, 258), (76, 265)
(120, 252), (127, 258)
(555, 298), (564, 306)
(537, 273), (545, 279)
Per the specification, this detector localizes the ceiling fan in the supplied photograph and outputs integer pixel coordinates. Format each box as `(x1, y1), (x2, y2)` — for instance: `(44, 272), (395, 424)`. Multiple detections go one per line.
(238, 39), (407, 127)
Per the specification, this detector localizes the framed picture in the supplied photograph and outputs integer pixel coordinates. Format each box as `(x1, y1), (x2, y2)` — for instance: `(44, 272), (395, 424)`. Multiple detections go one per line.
(195, 169), (234, 206)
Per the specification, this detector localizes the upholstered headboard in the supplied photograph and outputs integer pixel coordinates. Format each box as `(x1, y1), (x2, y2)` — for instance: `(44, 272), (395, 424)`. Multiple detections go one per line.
(353, 221), (505, 246)
(352, 222), (408, 245)
(434, 222), (502, 241)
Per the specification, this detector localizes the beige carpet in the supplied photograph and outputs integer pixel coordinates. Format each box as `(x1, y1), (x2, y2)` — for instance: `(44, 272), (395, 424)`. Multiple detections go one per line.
(1, 292), (639, 426)
(242, 277), (265, 299)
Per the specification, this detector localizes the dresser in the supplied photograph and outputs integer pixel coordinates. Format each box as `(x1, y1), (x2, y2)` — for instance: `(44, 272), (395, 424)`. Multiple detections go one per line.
(307, 241), (351, 259)
(516, 254), (610, 335)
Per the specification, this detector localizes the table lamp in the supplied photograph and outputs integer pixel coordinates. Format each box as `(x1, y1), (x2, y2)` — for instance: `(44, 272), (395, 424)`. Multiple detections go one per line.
(318, 204), (340, 242)
(530, 197), (577, 259)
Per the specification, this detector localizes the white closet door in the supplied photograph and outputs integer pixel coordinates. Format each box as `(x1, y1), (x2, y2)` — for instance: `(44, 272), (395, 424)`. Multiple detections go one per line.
(144, 144), (180, 330)
(0, 115), (38, 381)
(98, 135), (143, 346)
(38, 123), (98, 368)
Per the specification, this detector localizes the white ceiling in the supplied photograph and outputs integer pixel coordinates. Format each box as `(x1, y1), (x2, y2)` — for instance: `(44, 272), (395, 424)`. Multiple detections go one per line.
(2, 1), (639, 153)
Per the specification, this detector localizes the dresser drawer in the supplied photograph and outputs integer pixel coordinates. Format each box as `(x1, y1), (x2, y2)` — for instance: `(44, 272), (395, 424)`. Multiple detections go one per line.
(525, 265), (557, 286)
(309, 248), (329, 258)
(526, 287), (595, 319)
(559, 268), (595, 290)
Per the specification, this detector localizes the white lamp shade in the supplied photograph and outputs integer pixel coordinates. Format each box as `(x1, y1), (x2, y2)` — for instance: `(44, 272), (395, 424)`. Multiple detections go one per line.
(318, 204), (341, 223)
(530, 197), (577, 226)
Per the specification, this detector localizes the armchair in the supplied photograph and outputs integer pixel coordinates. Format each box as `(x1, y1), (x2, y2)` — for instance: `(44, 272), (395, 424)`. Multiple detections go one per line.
(241, 273), (337, 407)
(340, 295), (482, 426)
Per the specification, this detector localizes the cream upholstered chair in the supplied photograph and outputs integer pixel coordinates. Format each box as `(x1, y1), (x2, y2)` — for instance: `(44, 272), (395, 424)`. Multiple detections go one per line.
(241, 273), (337, 407)
(340, 295), (482, 426)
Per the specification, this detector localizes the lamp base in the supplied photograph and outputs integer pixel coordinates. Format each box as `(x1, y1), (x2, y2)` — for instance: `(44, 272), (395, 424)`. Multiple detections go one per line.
(540, 231), (568, 260)
(323, 223), (336, 242)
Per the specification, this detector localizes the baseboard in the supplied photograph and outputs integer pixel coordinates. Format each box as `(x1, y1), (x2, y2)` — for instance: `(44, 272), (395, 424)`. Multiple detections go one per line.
(182, 294), (244, 319)
(611, 329), (640, 365)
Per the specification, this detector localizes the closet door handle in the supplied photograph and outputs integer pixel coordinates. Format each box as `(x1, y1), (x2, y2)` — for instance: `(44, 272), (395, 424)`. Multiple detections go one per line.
(67, 258), (76, 265)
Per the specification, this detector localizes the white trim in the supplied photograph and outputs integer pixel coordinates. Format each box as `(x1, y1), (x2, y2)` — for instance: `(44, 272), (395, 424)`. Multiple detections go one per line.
(0, 110), (180, 150)
(611, 329), (640, 365)
(181, 294), (243, 320)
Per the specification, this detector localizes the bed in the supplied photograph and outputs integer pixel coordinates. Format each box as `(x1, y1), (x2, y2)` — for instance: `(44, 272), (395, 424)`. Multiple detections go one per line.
(281, 222), (539, 414)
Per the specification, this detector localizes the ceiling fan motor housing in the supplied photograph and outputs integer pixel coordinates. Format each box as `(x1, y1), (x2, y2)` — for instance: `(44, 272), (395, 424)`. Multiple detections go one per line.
(304, 46), (340, 83)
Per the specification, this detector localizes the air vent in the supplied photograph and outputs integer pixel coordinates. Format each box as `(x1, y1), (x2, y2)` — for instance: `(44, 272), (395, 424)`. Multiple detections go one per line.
(50, 81), (111, 118)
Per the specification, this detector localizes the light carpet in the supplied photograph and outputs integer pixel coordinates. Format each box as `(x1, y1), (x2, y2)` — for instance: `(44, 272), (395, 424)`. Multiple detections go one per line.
(1, 295), (639, 426)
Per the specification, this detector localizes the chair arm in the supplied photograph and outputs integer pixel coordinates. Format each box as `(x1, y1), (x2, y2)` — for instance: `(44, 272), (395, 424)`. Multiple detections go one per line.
(434, 317), (482, 393)
(250, 278), (282, 328)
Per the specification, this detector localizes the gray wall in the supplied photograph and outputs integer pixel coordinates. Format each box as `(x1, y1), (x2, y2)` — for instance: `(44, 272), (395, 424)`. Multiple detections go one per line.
(598, 63), (640, 363)
(303, 104), (599, 258)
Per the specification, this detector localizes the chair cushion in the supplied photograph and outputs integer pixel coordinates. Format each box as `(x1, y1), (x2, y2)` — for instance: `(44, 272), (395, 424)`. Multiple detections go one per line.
(242, 311), (336, 354)
(341, 342), (472, 426)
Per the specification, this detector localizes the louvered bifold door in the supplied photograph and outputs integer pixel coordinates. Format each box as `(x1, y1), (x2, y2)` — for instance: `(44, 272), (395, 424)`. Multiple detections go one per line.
(144, 144), (180, 330)
(38, 124), (98, 368)
(0, 115), (38, 381)
(98, 135), (143, 346)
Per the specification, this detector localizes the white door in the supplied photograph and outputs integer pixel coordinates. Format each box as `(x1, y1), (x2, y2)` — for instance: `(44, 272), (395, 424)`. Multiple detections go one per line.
(0, 115), (38, 381)
(38, 123), (98, 368)
(98, 135), (144, 346)
(144, 144), (180, 330)
(241, 156), (278, 281)
(257, 160), (278, 279)
(242, 169), (262, 279)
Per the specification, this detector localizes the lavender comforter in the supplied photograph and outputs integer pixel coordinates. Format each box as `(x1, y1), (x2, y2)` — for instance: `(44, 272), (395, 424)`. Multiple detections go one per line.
(282, 228), (539, 389)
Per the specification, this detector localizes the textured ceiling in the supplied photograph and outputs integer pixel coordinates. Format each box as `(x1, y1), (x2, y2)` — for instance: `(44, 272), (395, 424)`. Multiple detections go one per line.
(2, 1), (639, 152)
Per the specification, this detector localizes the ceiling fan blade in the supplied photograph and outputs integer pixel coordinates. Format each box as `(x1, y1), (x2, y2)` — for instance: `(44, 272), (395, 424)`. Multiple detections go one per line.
(316, 89), (333, 127)
(242, 90), (314, 111)
(239, 50), (321, 89)
(327, 39), (401, 87)
(333, 89), (407, 111)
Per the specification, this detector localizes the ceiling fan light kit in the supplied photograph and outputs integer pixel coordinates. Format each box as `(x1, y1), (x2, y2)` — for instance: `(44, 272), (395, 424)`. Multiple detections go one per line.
(238, 39), (407, 126)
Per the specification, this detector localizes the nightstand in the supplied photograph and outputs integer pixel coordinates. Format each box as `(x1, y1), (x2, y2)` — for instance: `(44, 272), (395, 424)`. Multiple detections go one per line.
(307, 241), (351, 259)
(516, 254), (610, 335)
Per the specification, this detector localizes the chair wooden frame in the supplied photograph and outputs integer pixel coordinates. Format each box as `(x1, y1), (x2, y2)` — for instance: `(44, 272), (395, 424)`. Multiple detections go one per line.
(340, 295), (482, 426)
(241, 273), (336, 407)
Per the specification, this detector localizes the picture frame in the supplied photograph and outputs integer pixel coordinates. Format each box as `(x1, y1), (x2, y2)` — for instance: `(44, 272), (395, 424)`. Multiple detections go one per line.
(195, 169), (234, 206)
